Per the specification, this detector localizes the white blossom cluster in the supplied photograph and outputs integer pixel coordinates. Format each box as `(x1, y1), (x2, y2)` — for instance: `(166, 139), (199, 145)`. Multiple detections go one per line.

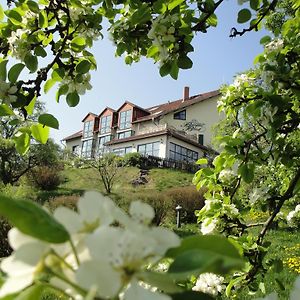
(218, 169), (236, 184)
(265, 39), (284, 53)
(0, 80), (18, 104)
(147, 14), (179, 65)
(286, 204), (300, 228)
(192, 273), (225, 296)
(7, 29), (31, 60)
(0, 191), (180, 300)
(199, 199), (239, 235)
(59, 73), (92, 95)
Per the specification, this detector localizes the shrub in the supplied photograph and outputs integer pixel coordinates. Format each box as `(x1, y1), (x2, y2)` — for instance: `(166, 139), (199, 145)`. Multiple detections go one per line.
(165, 186), (205, 223)
(27, 165), (63, 191)
(0, 218), (12, 257)
(123, 152), (143, 167)
(44, 195), (79, 212)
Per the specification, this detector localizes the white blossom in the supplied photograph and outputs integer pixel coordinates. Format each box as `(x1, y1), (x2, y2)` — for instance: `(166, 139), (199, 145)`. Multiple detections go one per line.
(192, 273), (225, 296)
(7, 29), (30, 60)
(265, 39), (284, 52)
(201, 218), (218, 235)
(219, 169), (235, 184)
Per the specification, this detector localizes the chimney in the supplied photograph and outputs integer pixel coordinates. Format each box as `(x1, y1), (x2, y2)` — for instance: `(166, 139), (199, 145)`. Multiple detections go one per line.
(182, 86), (189, 102)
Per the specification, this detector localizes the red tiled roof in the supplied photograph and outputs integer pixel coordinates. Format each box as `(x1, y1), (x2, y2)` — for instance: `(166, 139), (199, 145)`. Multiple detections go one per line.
(117, 101), (150, 114)
(133, 90), (220, 123)
(81, 112), (98, 122)
(62, 130), (82, 141)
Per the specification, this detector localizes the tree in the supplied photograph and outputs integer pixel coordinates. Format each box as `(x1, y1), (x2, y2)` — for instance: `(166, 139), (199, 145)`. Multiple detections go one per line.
(86, 153), (123, 194)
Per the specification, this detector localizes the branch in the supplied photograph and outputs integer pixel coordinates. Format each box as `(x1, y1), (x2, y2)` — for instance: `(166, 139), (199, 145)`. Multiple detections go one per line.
(230, 0), (278, 37)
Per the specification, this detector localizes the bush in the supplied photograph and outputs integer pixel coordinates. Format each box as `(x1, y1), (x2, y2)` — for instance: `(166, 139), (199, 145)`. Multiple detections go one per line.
(0, 218), (12, 257)
(123, 152), (143, 167)
(28, 165), (63, 191)
(165, 186), (205, 223)
(44, 195), (79, 212)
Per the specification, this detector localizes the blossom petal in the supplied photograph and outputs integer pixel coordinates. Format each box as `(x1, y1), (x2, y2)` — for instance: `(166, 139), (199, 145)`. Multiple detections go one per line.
(0, 273), (34, 297)
(124, 280), (171, 300)
(8, 228), (36, 250)
(54, 206), (81, 234)
(129, 201), (154, 224)
(149, 227), (180, 255)
(76, 260), (122, 299)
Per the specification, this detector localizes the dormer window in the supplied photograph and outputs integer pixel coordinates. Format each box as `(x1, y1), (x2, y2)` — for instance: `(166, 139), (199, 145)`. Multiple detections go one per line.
(100, 115), (111, 134)
(174, 110), (186, 120)
(83, 120), (94, 138)
(119, 110), (132, 129)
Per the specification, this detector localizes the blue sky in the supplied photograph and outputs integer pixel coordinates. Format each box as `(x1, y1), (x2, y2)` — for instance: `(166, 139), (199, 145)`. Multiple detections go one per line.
(45, 2), (268, 144)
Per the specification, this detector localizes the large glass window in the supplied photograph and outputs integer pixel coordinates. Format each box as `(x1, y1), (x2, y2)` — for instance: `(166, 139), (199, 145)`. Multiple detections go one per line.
(81, 139), (93, 158)
(119, 110), (132, 129)
(137, 142), (160, 157)
(113, 147), (132, 156)
(83, 120), (94, 138)
(98, 135), (111, 154)
(169, 142), (198, 162)
(118, 130), (132, 139)
(173, 110), (186, 120)
(100, 115), (111, 134)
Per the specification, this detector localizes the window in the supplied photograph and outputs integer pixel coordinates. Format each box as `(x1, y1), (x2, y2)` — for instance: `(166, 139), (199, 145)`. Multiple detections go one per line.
(72, 145), (80, 155)
(81, 139), (93, 158)
(138, 142), (160, 157)
(169, 142), (198, 162)
(118, 130), (132, 139)
(98, 135), (111, 154)
(100, 115), (111, 134)
(119, 110), (132, 129)
(174, 110), (186, 120)
(198, 134), (204, 145)
(113, 147), (132, 156)
(83, 120), (94, 138)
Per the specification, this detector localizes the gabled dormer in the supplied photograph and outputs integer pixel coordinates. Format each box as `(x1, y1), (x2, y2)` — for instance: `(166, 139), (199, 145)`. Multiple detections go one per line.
(82, 112), (98, 139)
(117, 101), (150, 131)
(98, 107), (117, 135)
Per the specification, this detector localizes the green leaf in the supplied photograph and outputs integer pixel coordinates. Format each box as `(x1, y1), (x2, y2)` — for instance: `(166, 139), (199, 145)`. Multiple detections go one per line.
(38, 10), (48, 28)
(71, 37), (86, 53)
(31, 123), (49, 144)
(196, 158), (208, 165)
(147, 45), (159, 57)
(51, 68), (65, 81)
(0, 194), (70, 243)
(56, 84), (69, 102)
(76, 60), (91, 74)
(0, 104), (15, 116)
(24, 54), (38, 73)
(116, 43), (127, 56)
(0, 60), (8, 81)
(170, 291), (214, 300)
(167, 235), (244, 277)
(14, 132), (30, 155)
(168, 0), (185, 10)
(260, 35), (271, 45)
(27, 0), (40, 13)
(66, 92), (80, 107)
(138, 271), (182, 293)
(238, 163), (254, 184)
(7, 10), (22, 25)
(250, 0), (260, 10)
(34, 45), (47, 58)
(44, 78), (56, 94)
(170, 62), (179, 80)
(8, 63), (25, 83)
(177, 56), (193, 70)
(125, 56), (133, 65)
(38, 113), (59, 130)
(24, 97), (36, 115)
(15, 284), (44, 300)
(0, 4), (4, 21)
(237, 9), (252, 23)
(207, 13), (218, 27)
